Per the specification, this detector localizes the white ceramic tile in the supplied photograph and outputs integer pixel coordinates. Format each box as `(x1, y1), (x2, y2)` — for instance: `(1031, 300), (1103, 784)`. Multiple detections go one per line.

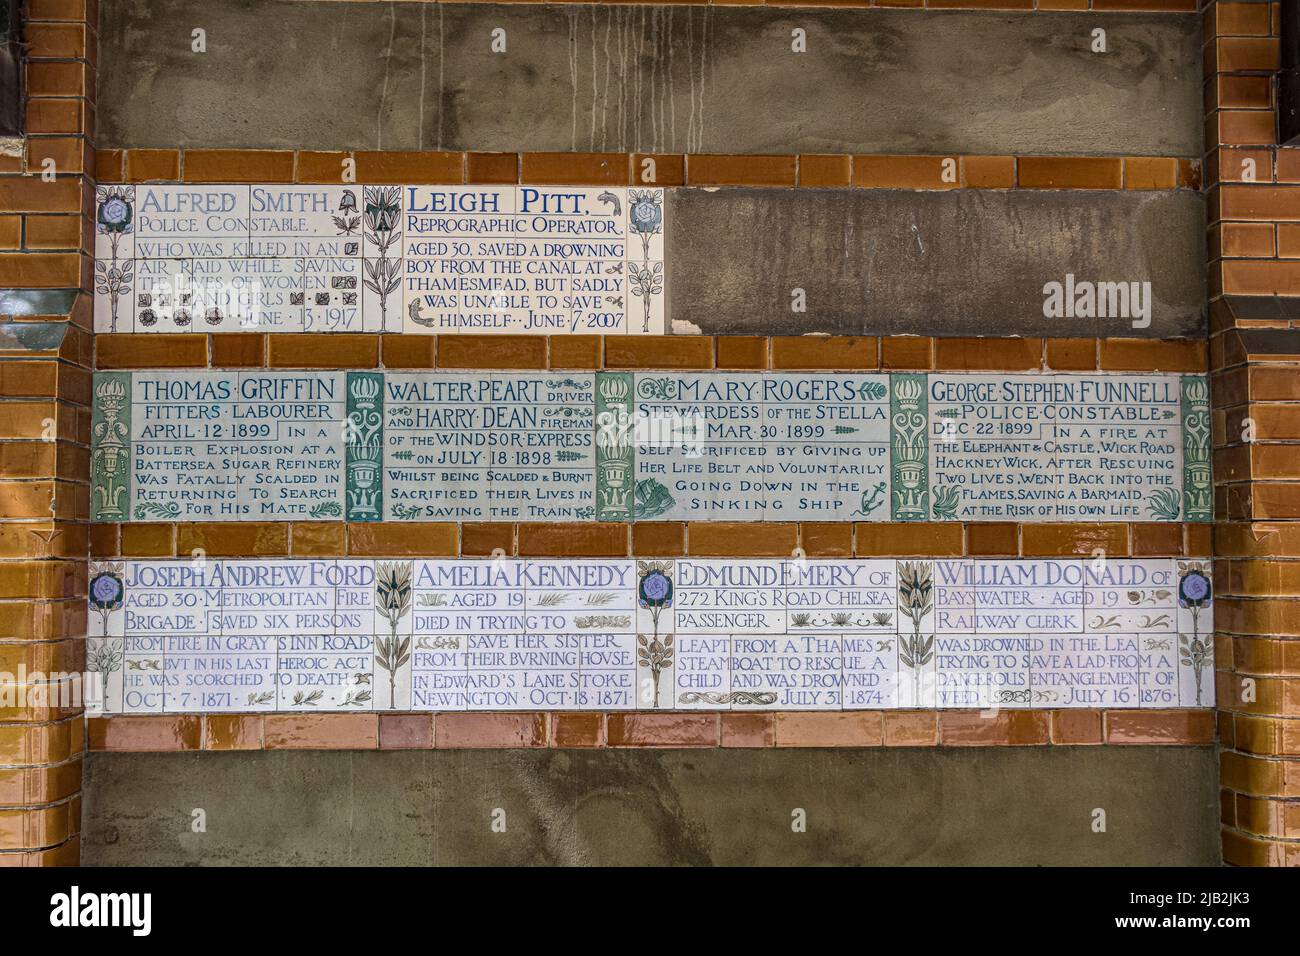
(969, 560), (1085, 635)
(411, 559), (527, 637)
(932, 559), (976, 633)
(633, 559), (677, 709)
(1029, 632), (1143, 709)
(927, 374), (1183, 522)
(895, 559), (937, 705)
(88, 562), (127, 637)
(382, 374), (595, 522)
(362, 256), (405, 333)
(103, 556), (1215, 713)
(673, 560), (786, 633)
(633, 374), (767, 521)
(673, 634), (731, 710)
(464, 633), (580, 711)
(383, 373), (495, 521)
(762, 374), (891, 521)
(932, 633), (1031, 709)
(522, 559), (635, 631)
(782, 559), (896, 632)
(131, 257), (196, 332)
(164, 634), (277, 713)
(249, 186), (364, 255)
(482, 375), (596, 521)
(1082, 558), (1178, 635)
(578, 633), (638, 710)
(299, 257), (365, 333)
(841, 633), (900, 709)
(94, 271), (134, 334)
(277, 634), (376, 711)
(127, 372), (235, 522)
(1174, 559), (1214, 708)
(232, 371), (346, 520)
(215, 560), (338, 636)
(1137, 632), (1182, 708)
(729, 633), (844, 710)
(133, 185), (251, 258)
(85, 637), (124, 715)
(119, 635), (166, 715)
(120, 560), (222, 635)
(409, 632), (469, 710)
(94, 184), (136, 261)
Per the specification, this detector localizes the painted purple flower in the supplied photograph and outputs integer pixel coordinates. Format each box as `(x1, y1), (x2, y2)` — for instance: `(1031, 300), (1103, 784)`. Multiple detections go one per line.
(1179, 570), (1211, 607)
(638, 569), (672, 609)
(95, 187), (134, 235)
(90, 570), (123, 610)
(629, 191), (662, 236)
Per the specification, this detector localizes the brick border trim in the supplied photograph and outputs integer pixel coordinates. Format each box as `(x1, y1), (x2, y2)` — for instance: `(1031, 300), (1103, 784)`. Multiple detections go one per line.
(90, 149), (1202, 191)
(86, 709), (1215, 752)
(87, 521), (1211, 560)
(89, 334), (1209, 372)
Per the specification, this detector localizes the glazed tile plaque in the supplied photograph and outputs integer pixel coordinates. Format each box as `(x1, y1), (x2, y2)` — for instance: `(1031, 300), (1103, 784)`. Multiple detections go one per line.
(84, 557), (1215, 714)
(90, 371), (1211, 523)
(94, 184), (665, 335)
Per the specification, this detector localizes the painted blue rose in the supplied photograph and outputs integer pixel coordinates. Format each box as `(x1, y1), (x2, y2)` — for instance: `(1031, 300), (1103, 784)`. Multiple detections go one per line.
(638, 570), (672, 608)
(1179, 570), (1211, 607)
(97, 197), (132, 232)
(89, 571), (124, 610)
(628, 192), (662, 236)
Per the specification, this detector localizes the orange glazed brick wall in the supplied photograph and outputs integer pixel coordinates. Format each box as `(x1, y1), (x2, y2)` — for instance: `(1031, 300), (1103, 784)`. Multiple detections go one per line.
(1205, 0), (1300, 866)
(0, 0), (96, 868)
(0, 0), (1251, 866)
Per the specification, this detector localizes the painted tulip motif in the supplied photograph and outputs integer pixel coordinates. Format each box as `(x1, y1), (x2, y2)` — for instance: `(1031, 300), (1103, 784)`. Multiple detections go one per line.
(374, 561), (413, 709)
(363, 186), (402, 329)
(897, 561), (934, 704)
(334, 189), (361, 235)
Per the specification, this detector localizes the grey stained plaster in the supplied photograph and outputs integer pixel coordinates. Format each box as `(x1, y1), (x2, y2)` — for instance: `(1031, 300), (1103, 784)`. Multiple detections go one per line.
(82, 747), (1220, 866)
(98, 2), (1201, 157)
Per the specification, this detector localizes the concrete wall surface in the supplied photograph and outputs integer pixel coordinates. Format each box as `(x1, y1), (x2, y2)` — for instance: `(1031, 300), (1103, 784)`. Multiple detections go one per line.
(97, 1), (1202, 156)
(82, 747), (1220, 866)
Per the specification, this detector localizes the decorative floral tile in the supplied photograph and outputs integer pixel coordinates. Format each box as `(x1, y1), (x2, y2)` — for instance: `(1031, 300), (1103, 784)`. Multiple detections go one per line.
(99, 557), (1215, 714)
(94, 183), (667, 335)
(93, 371), (1213, 525)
